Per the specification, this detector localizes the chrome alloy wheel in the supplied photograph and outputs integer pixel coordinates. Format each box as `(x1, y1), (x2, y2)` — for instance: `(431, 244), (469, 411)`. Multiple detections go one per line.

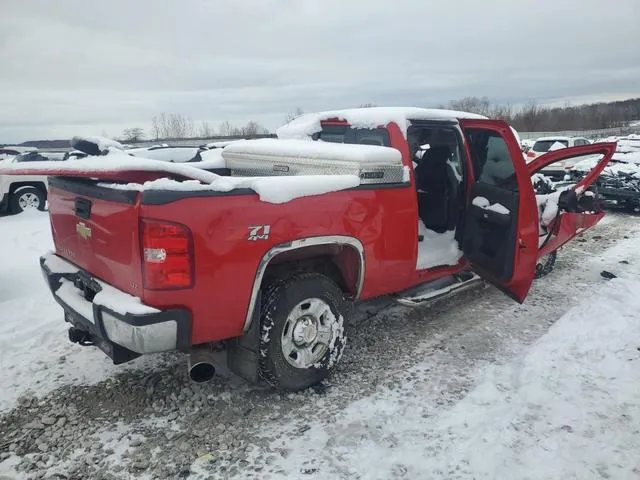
(281, 298), (337, 369)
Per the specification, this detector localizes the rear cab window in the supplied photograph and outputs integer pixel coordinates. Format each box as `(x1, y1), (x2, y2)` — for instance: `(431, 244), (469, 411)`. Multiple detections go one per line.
(314, 125), (391, 146)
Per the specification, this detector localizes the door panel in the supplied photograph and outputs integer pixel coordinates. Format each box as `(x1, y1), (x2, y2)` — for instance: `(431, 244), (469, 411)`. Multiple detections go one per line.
(459, 119), (539, 303)
(529, 142), (616, 259)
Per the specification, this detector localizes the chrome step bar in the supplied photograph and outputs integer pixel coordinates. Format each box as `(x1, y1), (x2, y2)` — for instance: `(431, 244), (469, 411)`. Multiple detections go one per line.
(393, 272), (485, 307)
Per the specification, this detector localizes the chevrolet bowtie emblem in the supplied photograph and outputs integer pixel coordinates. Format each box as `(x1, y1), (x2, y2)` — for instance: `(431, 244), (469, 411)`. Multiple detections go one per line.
(76, 222), (92, 239)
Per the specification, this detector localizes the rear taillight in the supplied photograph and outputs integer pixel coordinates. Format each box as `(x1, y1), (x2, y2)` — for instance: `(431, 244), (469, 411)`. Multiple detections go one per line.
(141, 219), (194, 289)
(527, 151), (536, 158)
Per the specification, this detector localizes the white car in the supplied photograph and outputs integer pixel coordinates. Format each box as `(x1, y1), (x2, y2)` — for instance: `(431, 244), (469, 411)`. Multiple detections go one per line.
(525, 136), (593, 179)
(0, 151), (64, 214)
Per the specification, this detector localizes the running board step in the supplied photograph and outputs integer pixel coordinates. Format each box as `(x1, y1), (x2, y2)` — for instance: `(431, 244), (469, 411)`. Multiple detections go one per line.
(393, 272), (485, 307)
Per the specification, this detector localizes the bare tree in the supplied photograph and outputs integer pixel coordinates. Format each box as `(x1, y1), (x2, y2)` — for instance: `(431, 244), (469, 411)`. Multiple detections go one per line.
(218, 120), (234, 136)
(240, 121), (268, 136)
(199, 121), (214, 138)
(150, 117), (161, 140)
(285, 107), (304, 124)
(122, 127), (144, 142)
(150, 113), (195, 139)
(449, 96), (491, 116)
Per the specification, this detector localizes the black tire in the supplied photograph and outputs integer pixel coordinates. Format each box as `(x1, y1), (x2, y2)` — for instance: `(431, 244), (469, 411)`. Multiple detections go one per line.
(10, 187), (46, 214)
(534, 250), (557, 279)
(259, 272), (349, 392)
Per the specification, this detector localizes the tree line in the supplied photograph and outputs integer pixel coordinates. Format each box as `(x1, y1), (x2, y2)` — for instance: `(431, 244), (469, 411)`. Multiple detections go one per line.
(120, 114), (270, 142)
(444, 96), (640, 131)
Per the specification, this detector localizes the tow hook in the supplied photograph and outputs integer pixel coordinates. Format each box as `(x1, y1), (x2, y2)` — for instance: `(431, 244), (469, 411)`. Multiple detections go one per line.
(68, 327), (95, 346)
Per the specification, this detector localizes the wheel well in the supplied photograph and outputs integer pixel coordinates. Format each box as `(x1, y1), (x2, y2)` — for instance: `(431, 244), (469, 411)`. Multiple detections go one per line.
(262, 243), (363, 297)
(10, 182), (47, 196)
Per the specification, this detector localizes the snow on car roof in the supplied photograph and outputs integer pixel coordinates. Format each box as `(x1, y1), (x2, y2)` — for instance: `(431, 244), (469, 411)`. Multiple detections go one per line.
(276, 107), (487, 140)
(223, 138), (402, 165)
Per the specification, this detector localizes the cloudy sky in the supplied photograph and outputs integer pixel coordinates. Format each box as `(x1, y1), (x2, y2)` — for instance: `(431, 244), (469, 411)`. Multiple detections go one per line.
(1, 0), (639, 143)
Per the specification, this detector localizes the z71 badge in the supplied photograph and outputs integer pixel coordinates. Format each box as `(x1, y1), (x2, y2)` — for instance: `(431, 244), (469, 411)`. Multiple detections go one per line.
(248, 225), (270, 241)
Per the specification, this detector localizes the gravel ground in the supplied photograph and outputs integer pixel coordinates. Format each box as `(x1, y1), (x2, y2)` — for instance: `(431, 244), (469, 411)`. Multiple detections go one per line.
(1, 212), (639, 480)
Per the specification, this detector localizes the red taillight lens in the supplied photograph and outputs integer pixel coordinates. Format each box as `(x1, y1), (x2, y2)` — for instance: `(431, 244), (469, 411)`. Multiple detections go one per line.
(527, 151), (536, 158)
(141, 219), (193, 289)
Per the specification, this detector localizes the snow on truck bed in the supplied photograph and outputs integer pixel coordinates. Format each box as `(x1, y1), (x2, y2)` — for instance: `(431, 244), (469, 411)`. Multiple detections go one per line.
(276, 107), (487, 139)
(0, 142), (399, 204)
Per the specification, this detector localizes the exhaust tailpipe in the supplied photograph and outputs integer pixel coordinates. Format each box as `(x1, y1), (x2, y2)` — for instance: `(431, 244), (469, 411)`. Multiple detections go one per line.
(188, 345), (216, 383)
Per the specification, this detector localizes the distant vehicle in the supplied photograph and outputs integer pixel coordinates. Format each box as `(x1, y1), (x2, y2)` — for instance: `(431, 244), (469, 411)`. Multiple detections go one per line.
(0, 146), (38, 161)
(0, 151), (65, 213)
(526, 136), (594, 179)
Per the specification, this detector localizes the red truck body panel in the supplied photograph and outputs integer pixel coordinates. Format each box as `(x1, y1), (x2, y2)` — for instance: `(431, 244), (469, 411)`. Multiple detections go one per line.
(139, 186), (419, 343)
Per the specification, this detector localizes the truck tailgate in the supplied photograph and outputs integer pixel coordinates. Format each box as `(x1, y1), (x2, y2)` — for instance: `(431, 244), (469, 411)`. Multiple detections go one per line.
(48, 177), (144, 297)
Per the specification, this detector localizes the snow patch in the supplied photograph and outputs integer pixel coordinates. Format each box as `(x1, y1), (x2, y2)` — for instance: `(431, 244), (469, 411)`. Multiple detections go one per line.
(472, 196), (510, 215)
(223, 138), (402, 165)
(416, 221), (463, 270)
(128, 147), (200, 163)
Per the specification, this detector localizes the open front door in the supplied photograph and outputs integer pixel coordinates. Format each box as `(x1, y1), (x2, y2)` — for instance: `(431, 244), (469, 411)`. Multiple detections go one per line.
(458, 119), (539, 303)
(527, 142), (616, 257)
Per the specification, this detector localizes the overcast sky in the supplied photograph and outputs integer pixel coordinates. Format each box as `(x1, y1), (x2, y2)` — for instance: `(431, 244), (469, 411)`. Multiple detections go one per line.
(1, 0), (639, 143)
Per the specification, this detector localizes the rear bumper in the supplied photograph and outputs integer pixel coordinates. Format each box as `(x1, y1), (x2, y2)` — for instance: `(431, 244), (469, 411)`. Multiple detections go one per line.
(40, 252), (191, 363)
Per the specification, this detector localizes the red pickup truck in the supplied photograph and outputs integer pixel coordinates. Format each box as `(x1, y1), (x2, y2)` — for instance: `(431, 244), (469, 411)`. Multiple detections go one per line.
(1, 108), (615, 392)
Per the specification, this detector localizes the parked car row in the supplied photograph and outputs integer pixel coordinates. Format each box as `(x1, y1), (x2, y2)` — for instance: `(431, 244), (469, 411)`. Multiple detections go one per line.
(568, 134), (640, 212)
(0, 139), (245, 214)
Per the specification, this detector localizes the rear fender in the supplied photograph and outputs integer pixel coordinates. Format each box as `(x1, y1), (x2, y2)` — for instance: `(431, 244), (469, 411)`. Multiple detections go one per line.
(243, 235), (365, 331)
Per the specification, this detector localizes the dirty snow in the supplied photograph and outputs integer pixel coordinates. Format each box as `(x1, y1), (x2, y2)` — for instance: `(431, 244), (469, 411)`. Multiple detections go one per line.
(223, 138), (402, 165)
(276, 107), (487, 140)
(262, 257), (640, 480)
(416, 221), (463, 269)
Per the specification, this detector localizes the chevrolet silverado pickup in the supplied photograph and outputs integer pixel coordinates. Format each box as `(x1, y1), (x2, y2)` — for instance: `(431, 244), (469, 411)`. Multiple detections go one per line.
(0, 107), (616, 392)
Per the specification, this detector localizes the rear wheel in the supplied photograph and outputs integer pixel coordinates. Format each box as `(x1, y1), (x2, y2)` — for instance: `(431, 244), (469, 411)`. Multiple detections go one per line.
(259, 272), (349, 392)
(11, 187), (46, 214)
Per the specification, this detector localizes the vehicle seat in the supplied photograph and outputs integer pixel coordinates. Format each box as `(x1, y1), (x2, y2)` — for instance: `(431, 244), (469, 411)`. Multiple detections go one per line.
(414, 146), (451, 233)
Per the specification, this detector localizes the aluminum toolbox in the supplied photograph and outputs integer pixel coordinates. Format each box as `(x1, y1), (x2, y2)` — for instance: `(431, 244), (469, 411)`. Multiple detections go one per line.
(222, 140), (406, 185)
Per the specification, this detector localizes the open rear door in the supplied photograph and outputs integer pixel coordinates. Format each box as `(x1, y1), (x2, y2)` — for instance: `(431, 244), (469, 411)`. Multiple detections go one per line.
(459, 119), (539, 303)
(527, 142), (616, 257)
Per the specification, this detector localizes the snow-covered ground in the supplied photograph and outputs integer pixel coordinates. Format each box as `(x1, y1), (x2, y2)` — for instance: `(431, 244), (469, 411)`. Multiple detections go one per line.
(1, 210), (640, 479)
(0, 211), (166, 412)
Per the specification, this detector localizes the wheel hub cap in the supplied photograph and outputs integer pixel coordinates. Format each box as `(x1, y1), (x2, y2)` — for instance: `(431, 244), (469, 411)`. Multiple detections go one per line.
(293, 317), (318, 345)
(19, 193), (40, 210)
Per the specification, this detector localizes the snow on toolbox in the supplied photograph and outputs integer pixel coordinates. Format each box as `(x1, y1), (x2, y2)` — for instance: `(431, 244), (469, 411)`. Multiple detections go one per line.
(222, 138), (407, 184)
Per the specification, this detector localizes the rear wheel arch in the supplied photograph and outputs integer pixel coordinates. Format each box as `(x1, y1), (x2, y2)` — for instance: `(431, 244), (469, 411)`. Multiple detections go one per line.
(243, 236), (365, 332)
(10, 181), (47, 196)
